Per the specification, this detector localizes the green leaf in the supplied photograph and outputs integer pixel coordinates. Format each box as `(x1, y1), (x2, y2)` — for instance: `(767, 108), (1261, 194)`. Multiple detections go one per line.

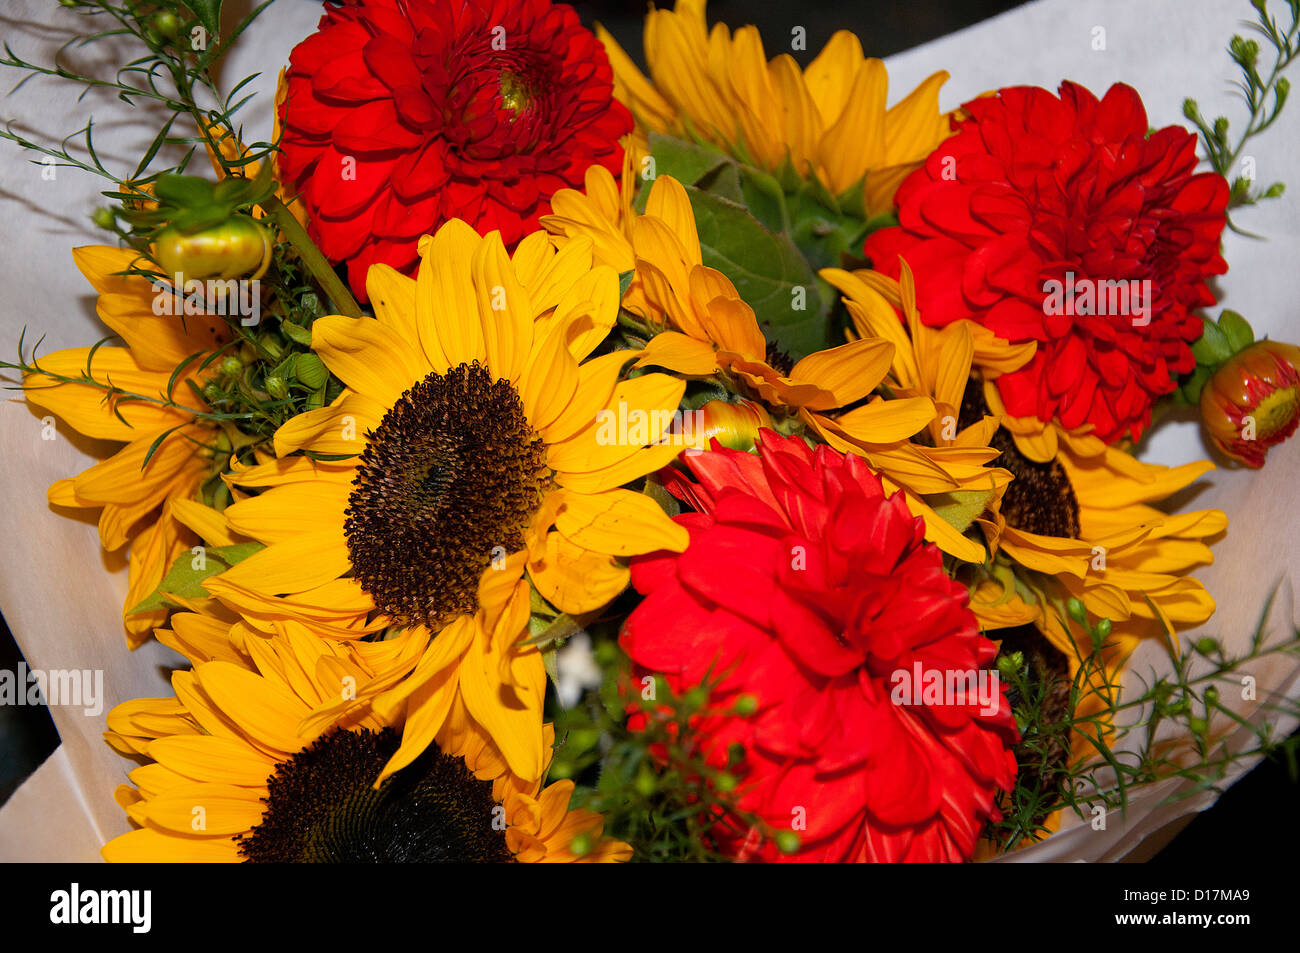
(1217, 309), (1255, 354)
(738, 165), (788, 234)
(1178, 364), (1214, 406)
(638, 134), (730, 210)
(280, 320), (313, 346)
(682, 184), (829, 361)
(924, 487), (998, 535)
(181, 0), (223, 36)
(128, 541), (263, 614)
(1191, 316), (1233, 366)
(696, 160), (744, 204)
(152, 173), (215, 208)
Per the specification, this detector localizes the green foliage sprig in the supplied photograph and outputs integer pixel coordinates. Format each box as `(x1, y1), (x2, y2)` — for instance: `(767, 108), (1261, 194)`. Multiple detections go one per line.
(989, 593), (1300, 852)
(1183, 0), (1299, 234)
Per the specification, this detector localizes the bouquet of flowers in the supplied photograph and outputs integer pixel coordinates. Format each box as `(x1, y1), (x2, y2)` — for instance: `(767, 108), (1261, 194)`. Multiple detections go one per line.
(1, 0), (1299, 863)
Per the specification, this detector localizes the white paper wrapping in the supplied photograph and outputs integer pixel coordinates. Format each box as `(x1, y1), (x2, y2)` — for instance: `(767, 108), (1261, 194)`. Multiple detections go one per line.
(0, 0), (1296, 862)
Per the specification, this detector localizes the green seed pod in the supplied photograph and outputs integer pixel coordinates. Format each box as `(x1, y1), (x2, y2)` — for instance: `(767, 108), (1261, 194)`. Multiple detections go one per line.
(774, 830), (801, 855)
(151, 11), (180, 38)
(568, 833), (593, 857)
(294, 352), (329, 390)
(219, 356), (243, 378)
(1066, 597), (1087, 625)
(634, 766), (656, 798)
(91, 207), (116, 230)
(265, 375), (288, 400)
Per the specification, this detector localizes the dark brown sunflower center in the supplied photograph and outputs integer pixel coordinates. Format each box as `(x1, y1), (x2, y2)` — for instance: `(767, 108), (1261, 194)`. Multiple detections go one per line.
(344, 362), (548, 628)
(959, 378), (1080, 539)
(236, 727), (514, 863)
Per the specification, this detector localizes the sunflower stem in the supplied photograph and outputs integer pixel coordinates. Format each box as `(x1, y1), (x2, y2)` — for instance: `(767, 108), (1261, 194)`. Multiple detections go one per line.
(263, 196), (363, 320)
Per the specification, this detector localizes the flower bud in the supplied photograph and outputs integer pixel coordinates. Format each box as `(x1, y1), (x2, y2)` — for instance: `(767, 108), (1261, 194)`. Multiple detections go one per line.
(1199, 339), (1300, 467)
(996, 652), (1024, 679)
(634, 765), (657, 797)
(673, 398), (773, 452)
(774, 830), (801, 855)
(294, 352), (329, 390)
(265, 375), (288, 400)
(152, 217), (270, 284)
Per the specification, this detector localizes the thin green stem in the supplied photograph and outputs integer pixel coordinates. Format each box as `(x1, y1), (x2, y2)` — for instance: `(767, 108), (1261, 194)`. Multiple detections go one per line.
(263, 195), (363, 320)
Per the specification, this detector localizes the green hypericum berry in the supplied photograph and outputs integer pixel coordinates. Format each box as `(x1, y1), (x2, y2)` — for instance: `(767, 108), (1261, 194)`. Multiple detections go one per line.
(733, 693), (758, 716)
(774, 830), (801, 855)
(684, 686), (709, 710)
(151, 11), (180, 38)
(592, 641), (619, 666)
(634, 766), (656, 798)
(1195, 637), (1220, 656)
(726, 742), (746, 767)
(568, 833), (593, 857)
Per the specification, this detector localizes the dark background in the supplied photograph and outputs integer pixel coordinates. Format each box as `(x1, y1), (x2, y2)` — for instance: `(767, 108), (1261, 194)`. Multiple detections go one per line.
(2, 0), (1295, 862)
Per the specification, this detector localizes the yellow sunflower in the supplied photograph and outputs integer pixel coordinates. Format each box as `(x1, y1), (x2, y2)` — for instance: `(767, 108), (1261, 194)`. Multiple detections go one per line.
(22, 246), (231, 647)
(598, 0), (951, 217)
(103, 622), (629, 863)
(208, 219), (689, 781)
(960, 378), (1225, 768)
(975, 380), (1224, 646)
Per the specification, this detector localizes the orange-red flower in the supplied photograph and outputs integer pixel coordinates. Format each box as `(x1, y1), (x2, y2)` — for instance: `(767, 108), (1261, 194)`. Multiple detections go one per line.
(622, 432), (1018, 861)
(865, 82), (1229, 444)
(278, 0), (632, 299)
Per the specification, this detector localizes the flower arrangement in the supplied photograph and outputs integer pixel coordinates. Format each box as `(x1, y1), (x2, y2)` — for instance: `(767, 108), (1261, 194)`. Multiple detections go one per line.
(1, 0), (1299, 865)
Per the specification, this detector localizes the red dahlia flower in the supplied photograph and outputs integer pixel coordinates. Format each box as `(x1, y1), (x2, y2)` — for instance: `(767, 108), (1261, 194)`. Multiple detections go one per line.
(864, 82), (1229, 444)
(622, 433), (1018, 862)
(278, 0), (632, 299)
